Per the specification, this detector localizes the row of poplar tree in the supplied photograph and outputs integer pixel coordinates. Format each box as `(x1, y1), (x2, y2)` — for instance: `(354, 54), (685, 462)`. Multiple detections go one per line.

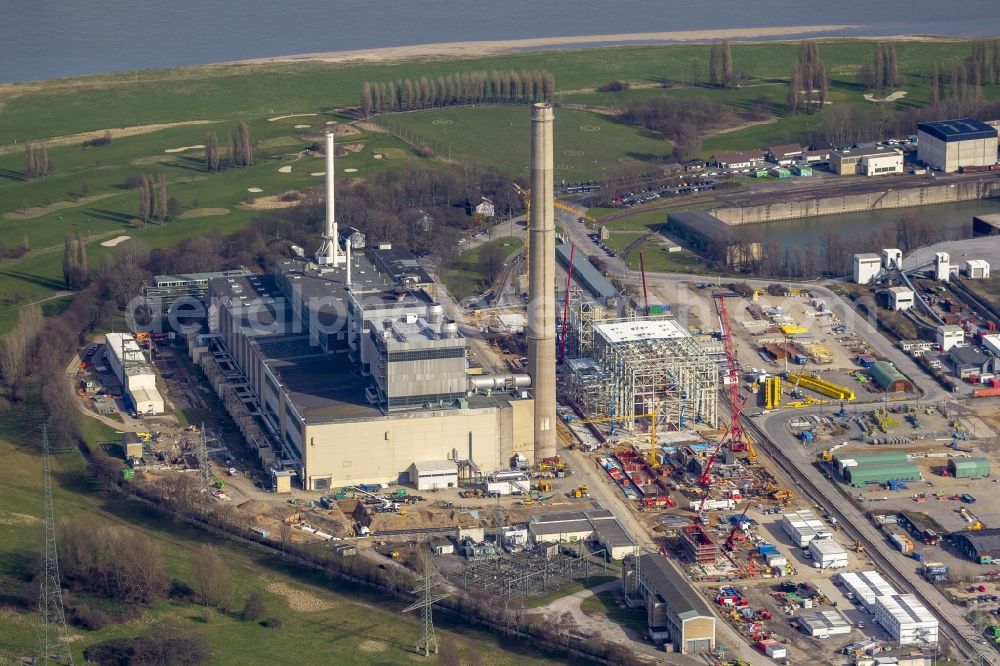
(359, 70), (555, 117)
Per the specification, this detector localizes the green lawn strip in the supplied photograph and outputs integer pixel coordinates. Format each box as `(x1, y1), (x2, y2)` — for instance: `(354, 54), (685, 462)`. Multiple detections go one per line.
(522, 574), (618, 609)
(603, 233), (703, 274)
(579, 591), (647, 633)
(443, 236), (524, 301)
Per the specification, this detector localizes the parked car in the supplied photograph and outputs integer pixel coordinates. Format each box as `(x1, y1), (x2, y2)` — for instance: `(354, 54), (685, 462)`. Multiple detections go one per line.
(961, 494), (977, 503)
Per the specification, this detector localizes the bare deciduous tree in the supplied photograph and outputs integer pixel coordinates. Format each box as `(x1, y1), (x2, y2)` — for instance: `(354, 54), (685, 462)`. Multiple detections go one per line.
(189, 545), (230, 607)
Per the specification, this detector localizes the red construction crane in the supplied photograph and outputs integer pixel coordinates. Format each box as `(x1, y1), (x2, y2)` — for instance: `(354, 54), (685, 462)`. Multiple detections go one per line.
(716, 294), (746, 450)
(725, 502), (753, 551)
(557, 244), (575, 363)
(697, 392), (752, 489)
(639, 251), (650, 316)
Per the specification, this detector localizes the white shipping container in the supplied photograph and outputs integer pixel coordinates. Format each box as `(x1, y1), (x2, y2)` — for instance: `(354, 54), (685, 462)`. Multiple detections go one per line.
(765, 644), (787, 659)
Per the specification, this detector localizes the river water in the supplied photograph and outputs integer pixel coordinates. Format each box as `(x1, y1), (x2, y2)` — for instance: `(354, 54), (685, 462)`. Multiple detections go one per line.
(756, 199), (1000, 250)
(3, 0), (999, 83)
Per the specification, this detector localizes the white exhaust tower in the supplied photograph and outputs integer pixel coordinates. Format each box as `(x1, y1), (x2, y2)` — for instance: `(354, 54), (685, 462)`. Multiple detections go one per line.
(317, 131), (343, 266)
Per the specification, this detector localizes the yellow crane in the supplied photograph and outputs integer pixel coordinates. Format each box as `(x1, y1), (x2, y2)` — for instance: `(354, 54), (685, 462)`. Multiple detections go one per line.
(513, 183), (598, 279)
(569, 411), (660, 468)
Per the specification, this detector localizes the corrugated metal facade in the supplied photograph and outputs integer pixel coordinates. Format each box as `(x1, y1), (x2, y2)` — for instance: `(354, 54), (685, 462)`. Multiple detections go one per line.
(845, 462), (921, 487)
(948, 457), (991, 478)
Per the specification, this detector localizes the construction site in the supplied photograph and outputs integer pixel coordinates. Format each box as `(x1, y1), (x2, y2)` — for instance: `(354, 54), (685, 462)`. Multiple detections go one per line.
(65, 102), (1000, 666)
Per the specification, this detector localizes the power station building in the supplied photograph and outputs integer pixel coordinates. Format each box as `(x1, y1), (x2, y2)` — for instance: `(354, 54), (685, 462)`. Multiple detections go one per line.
(188, 125), (551, 491)
(917, 118), (999, 173)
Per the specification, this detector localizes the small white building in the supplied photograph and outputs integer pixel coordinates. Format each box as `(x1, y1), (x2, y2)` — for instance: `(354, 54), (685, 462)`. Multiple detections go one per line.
(934, 252), (951, 281)
(936, 324), (964, 352)
(881, 248), (902, 270)
(104, 332), (164, 415)
(982, 333), (1000, 357)
(797, 609), (852, 637)
(431, 538), (455, 555)
(407, 460), (458, 491)
(831, 146), (903, 176)
(781, 509), (831, 548)
(873, 594), (938, 646)
(838, 571), (897, 611)
(965, 259), (991, 279)
(887, 287), (915, 311)
(854, 253), (882, 284)
(807, 537), (849, 569)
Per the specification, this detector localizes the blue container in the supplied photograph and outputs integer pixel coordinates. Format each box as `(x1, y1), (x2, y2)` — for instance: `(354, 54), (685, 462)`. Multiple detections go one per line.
(912, 551), (926, 561)
(758, 544), (778, 555)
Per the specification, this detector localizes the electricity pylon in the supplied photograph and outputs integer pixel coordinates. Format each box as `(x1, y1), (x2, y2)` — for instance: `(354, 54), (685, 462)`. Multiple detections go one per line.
(196, 422), (212, 490)
(37, 426), (73, 665)
(402, 559), (451, 656)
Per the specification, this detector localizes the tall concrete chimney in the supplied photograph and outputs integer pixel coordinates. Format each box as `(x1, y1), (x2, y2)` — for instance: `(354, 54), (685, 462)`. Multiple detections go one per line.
(527, 103), (557, 461)
(317, 132), (341, 265)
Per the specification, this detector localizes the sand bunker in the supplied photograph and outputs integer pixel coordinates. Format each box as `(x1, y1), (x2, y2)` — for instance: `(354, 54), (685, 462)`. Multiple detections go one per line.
(278, 165), (292, 173)
(294, 124), (311, 129)
(864, 90), (908, 103)
(101, 235), (131, 247)
(247, 187), (263, 193)
(325, 123), (362, 136)
(268, 113), (317, 122)
(239, 192), (302, 210)
(344, 168), (358, 173)
(373, 153), (384, 159)
(310, 171), (325, 176)
(164, 144), (205, 153)
(265, 581), (333, 612)
(358, 640), (387, 654)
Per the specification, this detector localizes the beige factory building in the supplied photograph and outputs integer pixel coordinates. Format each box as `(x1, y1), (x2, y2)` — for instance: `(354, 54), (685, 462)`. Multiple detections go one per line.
(830, 146), (903, 176)
(917, 118), (998, 173)
(196, 258), (535, 491)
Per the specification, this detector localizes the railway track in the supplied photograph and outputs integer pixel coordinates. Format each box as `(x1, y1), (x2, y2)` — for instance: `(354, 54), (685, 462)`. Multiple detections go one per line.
(729, 394), (991, 664)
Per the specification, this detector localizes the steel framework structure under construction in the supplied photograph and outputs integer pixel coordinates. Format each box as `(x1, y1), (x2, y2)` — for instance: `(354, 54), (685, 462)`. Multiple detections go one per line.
(590, 317), (718, 433)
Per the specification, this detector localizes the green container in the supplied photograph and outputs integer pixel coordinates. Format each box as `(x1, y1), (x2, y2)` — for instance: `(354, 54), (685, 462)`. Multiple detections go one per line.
(122, 469), (135, 479)
(335, 492), (347, 500)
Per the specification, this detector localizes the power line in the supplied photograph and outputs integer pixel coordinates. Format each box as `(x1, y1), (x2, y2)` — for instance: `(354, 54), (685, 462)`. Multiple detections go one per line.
(402, 558), (451, 656)
(37, 425), (73, 665)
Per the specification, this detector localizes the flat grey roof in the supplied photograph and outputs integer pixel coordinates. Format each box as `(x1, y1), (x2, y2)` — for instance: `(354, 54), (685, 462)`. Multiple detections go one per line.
(155, 269), (250, 286)
(556, 244), (617, 301)
(371, 245), (434, 286)
(639, 554), (714, 619)
(530, 520), (596, 536)
(833, 145), (902, 158)
(411, 460), (458, 473)
(666, 210), (733, 242)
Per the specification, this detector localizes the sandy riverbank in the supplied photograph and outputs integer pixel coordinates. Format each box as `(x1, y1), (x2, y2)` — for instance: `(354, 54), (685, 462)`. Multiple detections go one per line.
(236, 25), (866, 66)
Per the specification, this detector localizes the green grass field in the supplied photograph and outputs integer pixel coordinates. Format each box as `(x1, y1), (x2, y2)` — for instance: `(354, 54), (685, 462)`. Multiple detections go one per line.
(0, 38), (994, 333)
(0, 399), (564, 665)
(580, 591), (647, 633)
(444, 236), (524, 301)
(384, 105), (668, 181)
(603, 232), (703, 273)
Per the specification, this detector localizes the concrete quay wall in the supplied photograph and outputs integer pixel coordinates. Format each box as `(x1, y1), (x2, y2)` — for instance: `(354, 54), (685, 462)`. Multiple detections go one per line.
(712, 179), (1000, 225)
